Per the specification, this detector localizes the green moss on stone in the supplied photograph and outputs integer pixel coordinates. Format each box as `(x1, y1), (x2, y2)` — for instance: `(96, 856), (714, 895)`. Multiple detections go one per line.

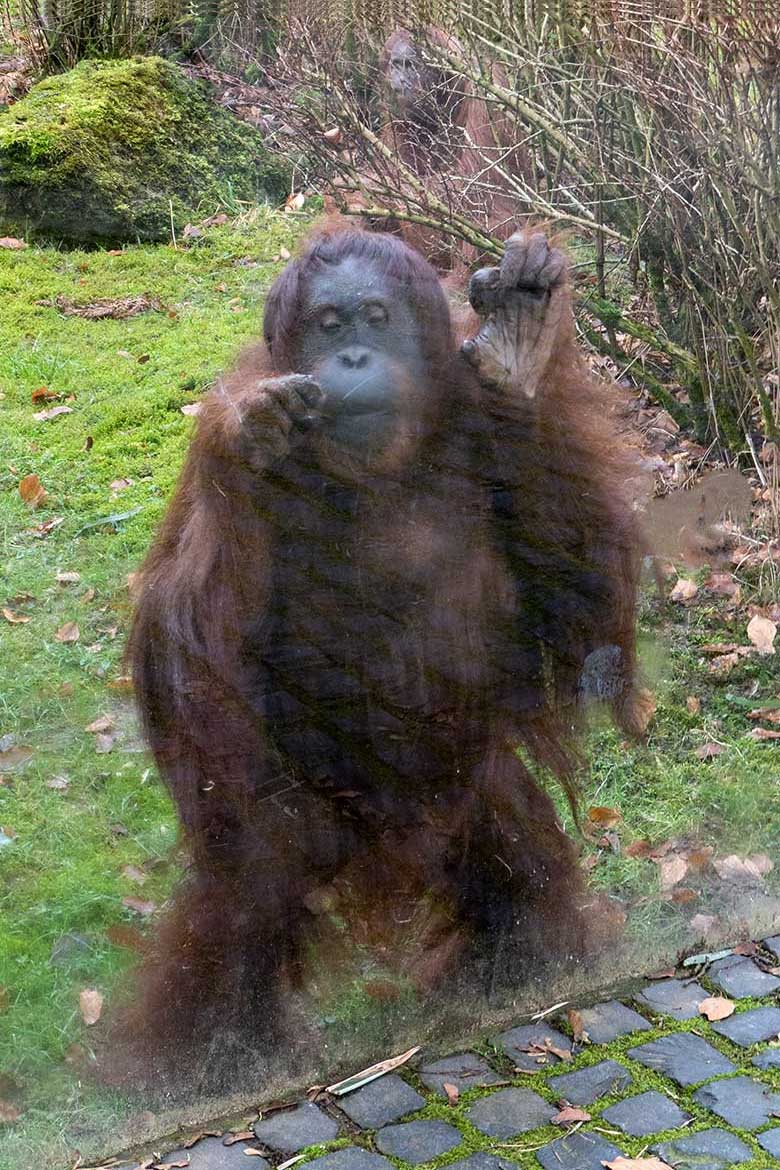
(0, 56), (292, 243)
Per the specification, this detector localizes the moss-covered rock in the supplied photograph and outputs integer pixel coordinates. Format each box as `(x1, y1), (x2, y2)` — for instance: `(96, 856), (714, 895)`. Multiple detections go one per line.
(0, 56), (291, 243)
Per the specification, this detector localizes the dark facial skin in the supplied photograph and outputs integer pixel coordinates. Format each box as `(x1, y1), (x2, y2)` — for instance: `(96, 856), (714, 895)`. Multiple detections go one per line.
(387, 41), (422, 104)
(296, 256), (426, 449)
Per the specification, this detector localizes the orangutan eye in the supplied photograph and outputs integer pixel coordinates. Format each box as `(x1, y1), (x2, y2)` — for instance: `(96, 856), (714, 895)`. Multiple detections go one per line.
(320, 311), (341, 332)
(364, 304), (388, 326)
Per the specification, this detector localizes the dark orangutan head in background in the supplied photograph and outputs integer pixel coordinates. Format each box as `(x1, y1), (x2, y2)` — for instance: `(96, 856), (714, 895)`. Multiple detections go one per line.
(375, 28), (533, 268)
(110, 222), (642, 1094)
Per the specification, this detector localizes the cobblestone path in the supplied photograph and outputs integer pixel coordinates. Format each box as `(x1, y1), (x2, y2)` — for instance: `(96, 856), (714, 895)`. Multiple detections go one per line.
(152, 936), (780, 1170)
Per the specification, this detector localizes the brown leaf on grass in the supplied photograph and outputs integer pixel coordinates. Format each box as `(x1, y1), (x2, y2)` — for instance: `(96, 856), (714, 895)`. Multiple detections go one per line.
(686, 695), (701, 714)
(654, 854), (688, 891)
(2, 609), (29, 624)
(629, 687), (656, 733)
(587, 806), (621, 829)
(55, 621), (79, 643)
(31, 516), (64, 538)
(443, 1082), (459, 1105)
(110, 478), (133, 493)
(108, 676), (134, 693)
(79, 987), (103, 1025)
(18, 474), (46, 507)
(748, 707), (780, 724)
(670, 578), (698, 602)
(750, 727), (780, 741)
(695, 742), (724, 760)
(700, 643), (747, 654)
(747, 614), (777, 655)
(85, 715), (115, 734)
(708, 652), (741, 677)
(56, 571), (81, 585)
(552, 1104), (591, 1125)
(122, 896), (157, 916)
(46, 775), (70, 790)
(669, 887), (699, 905)
(32, 405), (72, 422)
(687, 847), (714, 872)
(713, 853), (773, 882)
(625, 839), (653, 859)
(733, 941), (759, 956)
(0, 237), (26, 250)
(38, 294), (164, 320)
(0, 1101), (20, 1123)
(121, 865), (147, 885)
(181, 402), (202, 416)
(705, 572), (740, 597)
(80, 587), (96, 604)
(698, 995), (735, 1021)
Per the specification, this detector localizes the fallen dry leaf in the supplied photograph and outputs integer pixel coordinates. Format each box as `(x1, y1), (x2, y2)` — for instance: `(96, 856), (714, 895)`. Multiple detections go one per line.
(655, 854), (688, 891)
(284, 192), (305, 212)
(629, 686), (656, 733)
(85, 715), (115, 734)
(686, 695), (701, 714)
(38, 293), (164, 320)
(603, 1159), (672, 1170)
(687, 847), (714, 872)
(567, 1008), (588, 1043)
(0, 237), (26, 250)
(110, 477), (133, 493)
(669, 887), (698, 905)
(747, 614), (777, 655)
(33, 405), (72, 423)
(18, 473), (46, 507)
(443, 1082), (459, 1105)
(708, 651), (741, 677)
(670, 578), (698, 602)
(181, 402), (201, 416)
(323, 126), (342, 143)
(748, 707), (780, 724)
(56, 571), (81, 585)
(31, 516), (64, 538)
(713, 853), (773, 882)
(587, 806), (621, 829)
(2, 608), (29, 624)
(121, 864), (147, 885)
(690, 913), (719, 936)
(625, 839), (653, 859)
(55, 621), (80, 643)
(552, 1104), (591, 1125)
(79, 987), (103, 1025)
(695, 742), (724, 760)
(0, 1101), (20, 1123)
(699, 995), (735, 1021)
(80, 587), (96, 604)
(749, 727), (780, 741)
(105, 923), (146, 953)
(223, 1131), (255, 1145)
(46, 775), (70, 790)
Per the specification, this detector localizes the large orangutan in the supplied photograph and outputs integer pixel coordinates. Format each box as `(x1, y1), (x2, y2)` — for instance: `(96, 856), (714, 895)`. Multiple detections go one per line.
(120, 222), (640, 1083)
(375, 27), (533, 267)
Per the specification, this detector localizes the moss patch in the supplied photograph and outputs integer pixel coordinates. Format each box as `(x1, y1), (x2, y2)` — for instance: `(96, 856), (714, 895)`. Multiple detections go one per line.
(0, 57), (292, 244)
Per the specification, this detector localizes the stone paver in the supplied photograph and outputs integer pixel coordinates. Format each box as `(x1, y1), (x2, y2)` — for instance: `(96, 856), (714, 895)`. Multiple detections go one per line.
(712, 1005), (780, 1046)
(497, 1024), (572, 1071)
(536, 1131), (624, 1170)
(763, 934), (780, 959)
(654, 1127), (753, 1169)
(548, 1059), (632, 1106)
(753, 1047), (780, 1070)
(693, 1075), (780, 1130)
(576, 1000), (651, 1043)
(627, 1032), (737, 1085)
(466, 1087), (555, 1138)
(758, 1128), (780, 1157)
(601, 1089), (690, 1136)
(418, 1052), (502, 1096)
(708, 954), (780, 997)
(444, 1155), (513, 1170)
(375, 1119), (462, 1164)
(634, 977), (708, 1019)
(161, 1137), (266, 1169)
(253, 1102), (339, 1153)
(336, 1074), (424, 1128)
(305, 1151), (393, 1170)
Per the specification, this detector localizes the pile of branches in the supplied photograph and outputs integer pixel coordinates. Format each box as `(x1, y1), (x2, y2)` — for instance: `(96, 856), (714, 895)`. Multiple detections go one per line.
(262, 12), (779, 487)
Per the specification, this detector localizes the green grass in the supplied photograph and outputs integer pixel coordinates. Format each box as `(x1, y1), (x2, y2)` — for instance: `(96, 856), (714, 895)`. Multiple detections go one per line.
(1, 212), (779, 1170)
